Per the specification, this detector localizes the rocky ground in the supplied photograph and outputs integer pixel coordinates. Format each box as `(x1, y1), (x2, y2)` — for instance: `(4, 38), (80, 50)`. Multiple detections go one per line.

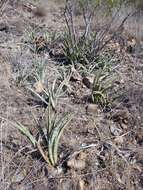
(0, 1), (143, 190)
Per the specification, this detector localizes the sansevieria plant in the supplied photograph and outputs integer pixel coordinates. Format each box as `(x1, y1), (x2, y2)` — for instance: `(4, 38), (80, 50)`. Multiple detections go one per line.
(1, 100), (72, 168)
(91, 69), (116, 106)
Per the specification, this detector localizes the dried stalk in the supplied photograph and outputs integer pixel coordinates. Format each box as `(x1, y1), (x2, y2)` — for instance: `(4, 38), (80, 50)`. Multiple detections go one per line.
(0, 0), (9, 16)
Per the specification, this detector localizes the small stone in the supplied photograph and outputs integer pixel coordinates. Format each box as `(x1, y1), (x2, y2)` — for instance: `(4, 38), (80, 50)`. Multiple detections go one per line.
(34, 81), (44, 93)
(82, 76), (94, 89)
(78, 152), (87, 160)
(111, 108), (130, 122)
(86, 104), (99, 114)
(67, 159), (86, 170)
(110, 123), (123, 136)
(33, 6), (47, 17)
(114, 136), (124, 144)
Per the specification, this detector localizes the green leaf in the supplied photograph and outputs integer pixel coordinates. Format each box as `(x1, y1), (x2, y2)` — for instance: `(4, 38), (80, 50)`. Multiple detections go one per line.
(52, 115), (72, 164)
(1, 118), (37, 146)
(13, 122), (37, 146)
(28, 87), (49, 106)
(48, 113), (72, 166)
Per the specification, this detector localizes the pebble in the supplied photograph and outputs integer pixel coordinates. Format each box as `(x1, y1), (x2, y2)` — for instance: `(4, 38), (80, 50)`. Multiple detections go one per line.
(86, 104), (99, 114)
(110, 123), (123, 136)
(33, 6), (47, 17)
(67, 159), (86, 170)
(82, 76), (94, 89)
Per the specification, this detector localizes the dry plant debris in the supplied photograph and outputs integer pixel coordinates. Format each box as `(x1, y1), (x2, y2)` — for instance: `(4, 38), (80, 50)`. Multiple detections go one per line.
(0, 0), (143, 190)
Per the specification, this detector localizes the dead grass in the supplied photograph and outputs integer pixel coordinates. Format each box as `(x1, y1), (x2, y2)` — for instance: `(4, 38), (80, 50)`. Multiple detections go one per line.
(0, 0), (143, 190)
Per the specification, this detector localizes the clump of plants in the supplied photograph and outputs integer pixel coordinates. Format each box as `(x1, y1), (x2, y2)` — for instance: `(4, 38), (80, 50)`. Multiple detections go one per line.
(24, 27), (60, 54)
(62, 0), (98, 65)
(2, 79), (72, 168)
(91, 68), (116, 106)
(61, 0), (128, 66)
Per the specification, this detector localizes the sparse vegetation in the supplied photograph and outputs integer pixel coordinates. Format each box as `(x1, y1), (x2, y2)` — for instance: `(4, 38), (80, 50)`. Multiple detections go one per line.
(60, 0), (130, 66)
(91, 69), (110, 105)
(1, 101), (72, 168)
(0, 0), (143, 190)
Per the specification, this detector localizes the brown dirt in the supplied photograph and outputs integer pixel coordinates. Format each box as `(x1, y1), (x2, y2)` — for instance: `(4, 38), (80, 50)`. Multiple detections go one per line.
(0, 1), (143, 190)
